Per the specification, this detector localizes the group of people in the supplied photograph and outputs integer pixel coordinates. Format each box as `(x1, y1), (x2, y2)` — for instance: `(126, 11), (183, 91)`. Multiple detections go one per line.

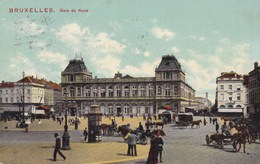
(147, 130), (164, 163)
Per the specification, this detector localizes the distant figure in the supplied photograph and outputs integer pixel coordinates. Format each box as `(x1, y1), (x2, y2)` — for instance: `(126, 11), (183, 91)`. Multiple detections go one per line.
(122, 114), (125, 121)
(215, 122), (219, 133)
(203, 118), (207, 126)
(209, 117), (212, 124)
(138, 122), (144, 132)
(83, 127), (88, 141)
(53, 133), (66, 161)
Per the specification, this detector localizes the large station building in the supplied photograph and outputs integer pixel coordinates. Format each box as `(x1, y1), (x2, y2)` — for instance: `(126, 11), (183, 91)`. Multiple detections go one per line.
(60, 54), (196, 116)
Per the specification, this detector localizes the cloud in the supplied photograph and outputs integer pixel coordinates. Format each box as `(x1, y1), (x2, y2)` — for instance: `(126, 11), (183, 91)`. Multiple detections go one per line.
(90, 55), (120, 77)
(190, 35), (205, 41)
(37, 50), (67, 68)
(57, 23), (126, 54)
(151, 27), (175, 40)
(56, 23), (90, 48)
(143, 51), (150, 57)
(9, 53), (44, 79)
(88, 33), (126, 54)
(121, 59), (160, 77)
(171, 46), (180, 53)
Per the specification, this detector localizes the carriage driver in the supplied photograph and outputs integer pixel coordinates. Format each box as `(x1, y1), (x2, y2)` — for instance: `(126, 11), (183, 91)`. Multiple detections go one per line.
(221, 121), (231, 136)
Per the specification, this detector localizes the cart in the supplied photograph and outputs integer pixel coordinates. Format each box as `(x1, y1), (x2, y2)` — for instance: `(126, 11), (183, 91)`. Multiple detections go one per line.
(175, 113), (193, 128)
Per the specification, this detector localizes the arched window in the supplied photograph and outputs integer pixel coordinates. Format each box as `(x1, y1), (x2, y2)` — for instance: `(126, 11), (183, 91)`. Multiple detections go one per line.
(236, 105), (242, 108)
(219, 105), (225, 108)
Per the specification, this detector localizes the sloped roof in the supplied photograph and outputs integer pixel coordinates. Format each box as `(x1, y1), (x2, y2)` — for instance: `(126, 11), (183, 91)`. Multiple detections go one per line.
(218, 71), (243, 79)
(156, 54), (182, 71)
(17, 76), (61, 91)
(0, 82), (15, 88)
(63, 59), (88, 73)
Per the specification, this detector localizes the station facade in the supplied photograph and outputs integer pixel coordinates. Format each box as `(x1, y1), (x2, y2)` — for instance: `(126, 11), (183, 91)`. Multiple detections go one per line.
(60, 54), (196, 116)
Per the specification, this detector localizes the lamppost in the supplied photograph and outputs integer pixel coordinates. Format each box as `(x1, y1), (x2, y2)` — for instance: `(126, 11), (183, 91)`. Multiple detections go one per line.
(62, 91), (70, 150)
(22, 71), (25, 121)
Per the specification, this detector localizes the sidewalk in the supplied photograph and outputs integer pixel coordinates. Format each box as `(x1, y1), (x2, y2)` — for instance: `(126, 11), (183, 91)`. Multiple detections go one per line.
(0, 141), (149, 164)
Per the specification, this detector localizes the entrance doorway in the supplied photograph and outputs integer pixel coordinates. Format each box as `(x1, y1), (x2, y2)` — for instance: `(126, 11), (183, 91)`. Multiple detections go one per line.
(117, 108), (122, 116)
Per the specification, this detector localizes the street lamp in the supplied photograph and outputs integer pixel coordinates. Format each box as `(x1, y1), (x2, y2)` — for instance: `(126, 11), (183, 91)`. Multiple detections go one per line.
(62, 91), (70, 150)
(22, 71), (25, 121)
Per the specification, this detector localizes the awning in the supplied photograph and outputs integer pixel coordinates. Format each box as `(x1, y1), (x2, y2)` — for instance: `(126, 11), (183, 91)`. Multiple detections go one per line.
(218, 108), (243, 113)
(35, 110), (45, 115)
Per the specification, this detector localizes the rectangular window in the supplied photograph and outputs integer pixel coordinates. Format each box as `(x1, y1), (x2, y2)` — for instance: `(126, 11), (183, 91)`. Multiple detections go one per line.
(158, 86), (162, 95)
(229, 85), (232, 90)
(6, 90), (8, 94)
(0, 97), (2, 103)
(5, 97), (8, 103)
(11, 97), (13, 103)
(220, 94), (224, 101)
(237, 94), (241, 101)
(220, 85), (224, 90)
(77, 87), (81, 96)
(27, 89), (30, 94)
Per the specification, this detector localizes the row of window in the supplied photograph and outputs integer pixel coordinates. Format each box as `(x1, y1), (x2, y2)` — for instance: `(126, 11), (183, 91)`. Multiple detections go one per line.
(0, 96), (42, 103)
(64, 85), (180, 97)
(219, 84), (241, 91)
(219, 93), (242, 101)
(0, 88), (43, 95)
(219, 105), (242, 108)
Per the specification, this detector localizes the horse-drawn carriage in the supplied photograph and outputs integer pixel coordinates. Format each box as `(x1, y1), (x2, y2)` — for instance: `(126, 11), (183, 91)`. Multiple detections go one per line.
(175, 113), (193, 128)
(206, 126), (251, 153)
(205, 133), (235, 149)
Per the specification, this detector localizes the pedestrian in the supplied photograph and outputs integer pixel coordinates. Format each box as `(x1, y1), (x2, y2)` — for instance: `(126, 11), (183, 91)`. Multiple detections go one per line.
(53, 133), (66, 161)
(129, 130), (138, 156)
(147, 133), (159, 163)
(203, 118), (207, 126)
(155, 132), (164, 163)
(124, 130), (132, 156)
(122, 114), (124, 121)
(138, 122), (144, 132)
(215, 122), (219, 133)
(209, 117), (212, 124)
(83, 127), (88, 141)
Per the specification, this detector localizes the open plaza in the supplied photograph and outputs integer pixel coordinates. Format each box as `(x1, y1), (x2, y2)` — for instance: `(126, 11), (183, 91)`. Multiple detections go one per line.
(0, 115), (260, 164)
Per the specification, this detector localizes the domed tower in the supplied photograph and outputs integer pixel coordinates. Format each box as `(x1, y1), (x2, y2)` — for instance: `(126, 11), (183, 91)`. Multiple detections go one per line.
(155, 54), (185, 82)
(61, 57), (92, 97)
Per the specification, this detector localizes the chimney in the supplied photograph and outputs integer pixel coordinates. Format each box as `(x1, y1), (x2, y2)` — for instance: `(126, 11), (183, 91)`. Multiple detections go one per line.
(254, 62), (258, 69)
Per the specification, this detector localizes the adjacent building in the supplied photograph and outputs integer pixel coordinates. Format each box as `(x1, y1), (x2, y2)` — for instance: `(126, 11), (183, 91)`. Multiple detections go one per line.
(0, 76), (62, 116)
(216, 71), (249, 116)
(248, 62), (260, 114)
(60, 55), (196, 116)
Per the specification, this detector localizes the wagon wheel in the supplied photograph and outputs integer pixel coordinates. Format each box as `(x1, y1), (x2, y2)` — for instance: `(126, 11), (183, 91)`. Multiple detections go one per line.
(218, 140), (224, 149)
(107, 129), (114, 136)
(206, 135), (210, 145)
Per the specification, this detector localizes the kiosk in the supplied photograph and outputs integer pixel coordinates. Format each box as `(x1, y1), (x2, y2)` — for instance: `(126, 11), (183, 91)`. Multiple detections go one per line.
(88, 105), (102, 142)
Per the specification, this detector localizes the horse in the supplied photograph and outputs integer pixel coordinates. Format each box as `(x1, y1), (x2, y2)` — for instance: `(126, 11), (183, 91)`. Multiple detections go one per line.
(100, 123), (111, 135)
(117, 124), (131, 137)
(191, 120), (202, 128)
(233, 128), (251, 153)
(154, 121), (166, 129)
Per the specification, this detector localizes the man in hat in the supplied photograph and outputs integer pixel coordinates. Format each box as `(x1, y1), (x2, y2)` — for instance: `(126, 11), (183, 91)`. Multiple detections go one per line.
(53, 133), (66, 161)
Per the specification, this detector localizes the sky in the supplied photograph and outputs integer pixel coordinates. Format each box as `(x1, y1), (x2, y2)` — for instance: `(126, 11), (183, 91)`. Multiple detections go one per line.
(0, 0), (260, 103)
